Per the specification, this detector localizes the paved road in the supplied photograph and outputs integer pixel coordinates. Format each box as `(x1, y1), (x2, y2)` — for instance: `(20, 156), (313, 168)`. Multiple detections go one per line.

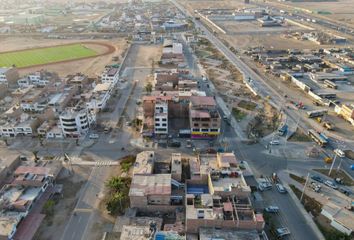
(60, 45), (147, 240)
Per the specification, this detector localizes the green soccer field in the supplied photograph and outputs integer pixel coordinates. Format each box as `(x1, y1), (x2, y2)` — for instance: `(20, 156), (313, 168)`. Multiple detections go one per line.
(0, 44), (98, 68)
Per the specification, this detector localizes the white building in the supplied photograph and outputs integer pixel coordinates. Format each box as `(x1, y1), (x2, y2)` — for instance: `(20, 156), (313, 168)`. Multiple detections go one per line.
(172, 43), (183, 54)
(59, 107), (93, 138)
(154, 100), (168, 135)
(0, 67), (19, 86)
(101, 67), (119, 85)
(17, 72), (49, 88)
(0, 113), (34, 137)
(86, 83), (112, 112)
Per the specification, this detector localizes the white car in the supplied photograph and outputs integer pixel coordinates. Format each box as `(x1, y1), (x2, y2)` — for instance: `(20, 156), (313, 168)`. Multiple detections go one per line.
(276, 183), (287, 193)
(276, 227), (290, 238)
(270, 140), (280, 145)
(334, 149), (345, 158)
(264, 206), (279, 213)
(325, 180), (338, 189)
(89, 134), (99, 139)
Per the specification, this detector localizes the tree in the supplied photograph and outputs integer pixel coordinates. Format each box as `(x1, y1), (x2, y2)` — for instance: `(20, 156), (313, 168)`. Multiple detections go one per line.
(106, 177), (125, 191)
(43, 200), (55, 216)
(32, 150), (39, 162)
(145, 82), (153, 94)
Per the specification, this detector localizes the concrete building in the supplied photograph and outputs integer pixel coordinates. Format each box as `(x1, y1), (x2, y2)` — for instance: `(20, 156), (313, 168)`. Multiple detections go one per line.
(101, 67), (119, 85)
(20, 88), (48, 112)
(59, 106), (92, 138)
(189, 96), (221, 139)
(154, 99), (168, 135)
(185, 152), (263, 233)
(17, 71), (50, 88)
(133, 151), (155, 175)
(0, 67), (19, 86)
(86, 83), (112, 112)
(129, 174), (172, 210)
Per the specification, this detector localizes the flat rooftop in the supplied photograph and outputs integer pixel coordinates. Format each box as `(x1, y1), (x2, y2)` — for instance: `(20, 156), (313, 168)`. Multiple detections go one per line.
(129, 174), (171, 197)
(199, 227), (261, 240)
(133, 151), (154, 175)
(120, 225), (152, 240)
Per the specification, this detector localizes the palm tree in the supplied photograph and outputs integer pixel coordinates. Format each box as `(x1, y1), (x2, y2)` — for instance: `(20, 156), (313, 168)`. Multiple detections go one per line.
(32, 150), (39, 163)
(106, 177), (125, 191)
(145, 82), (153, 95)
(113, 191), (125, 210)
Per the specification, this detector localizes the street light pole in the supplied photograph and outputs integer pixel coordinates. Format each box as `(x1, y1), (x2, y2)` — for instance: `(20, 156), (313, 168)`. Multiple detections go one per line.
(300, 173), (310, 202)
(328, 153), (337, 176)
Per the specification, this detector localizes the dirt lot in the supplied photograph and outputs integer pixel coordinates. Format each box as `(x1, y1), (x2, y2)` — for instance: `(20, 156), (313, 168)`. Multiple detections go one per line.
(34, 165), (91, 240)
(222, 33), (329, 50)
(215, 20), (304, 34)
(283, 0), (354, 27)
(0, 37), (128, 77)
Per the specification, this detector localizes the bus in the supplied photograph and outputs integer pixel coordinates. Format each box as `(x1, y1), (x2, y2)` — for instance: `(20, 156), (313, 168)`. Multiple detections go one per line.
(324, 80), (338, 89)
(308, 129), (328, 147)
(307, 109), (327, 118)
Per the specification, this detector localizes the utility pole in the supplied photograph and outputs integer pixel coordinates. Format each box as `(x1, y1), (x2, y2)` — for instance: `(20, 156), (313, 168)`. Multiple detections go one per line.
(300, 173), (310, 203)
(328, 153), (337, 176)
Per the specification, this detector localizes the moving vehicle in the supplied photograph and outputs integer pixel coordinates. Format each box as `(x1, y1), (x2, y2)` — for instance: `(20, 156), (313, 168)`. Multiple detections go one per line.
(334, 149), (345, 158)
(276, 183), (287, 193)
(311, 175), (324, 183)
(323, 122), (334, 131)
(278, 124), (288, 136)
(265, 206), (280, 213)
(307, 109), (327, 118)
(325, 180), (338, 189)
(310, 182), (321, 192)
(276, 227), (291, 238)
(89, 134), (99, 139)
(270, 140), (280, 145)
(308, 129), (328, 147)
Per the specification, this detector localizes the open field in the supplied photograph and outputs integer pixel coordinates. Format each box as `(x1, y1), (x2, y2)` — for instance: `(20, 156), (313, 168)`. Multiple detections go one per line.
(283, 0), (354, 25)
(215, 20), (305, 35)
(0, 43), (98, 68)
(0, 37), (128, 77)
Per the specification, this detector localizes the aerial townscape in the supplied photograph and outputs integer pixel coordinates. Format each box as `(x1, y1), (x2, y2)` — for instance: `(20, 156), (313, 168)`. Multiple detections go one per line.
(0, 0), (354, 240)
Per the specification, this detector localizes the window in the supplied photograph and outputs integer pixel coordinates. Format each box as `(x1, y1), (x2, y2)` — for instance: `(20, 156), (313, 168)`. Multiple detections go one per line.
(210, 129), (219, 132)
(162, 123), (167, 126)
(162, 118), (167, 121)
(194, 123), (199, 127)
(202, 123), (209, 127)
(192, 128), (199, 132)
(212, 124), (218, 127)
(201, 129), (209, 132)
(62, 123), (77, 127)
(155, 123), (160, 126)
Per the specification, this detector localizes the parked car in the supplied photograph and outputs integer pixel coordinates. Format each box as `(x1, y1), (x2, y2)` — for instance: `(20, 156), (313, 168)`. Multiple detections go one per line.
(270, 140), (280, 145)
(258, 182), (272, 191)
(276, 184), (287, 193)
(334, 149), (345, 158)
(264, 206), (279, 213)
(168, 140), (181, 148)
(311, 175), (324, 183)
(89, 134), (99, 139)
(276, 227), (291, 238)
(338, 187), (351, 196)
(310, 182), (321, 192)
(325, 180), (338, 189)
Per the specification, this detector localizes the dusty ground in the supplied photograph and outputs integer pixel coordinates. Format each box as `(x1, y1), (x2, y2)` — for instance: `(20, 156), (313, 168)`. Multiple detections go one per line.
(281, 0), (354, 27)
(0, 37), (128, 77)
(222, 33), (332, 50)
(34, 165), (91, 240)
(215, 20), (304, 34)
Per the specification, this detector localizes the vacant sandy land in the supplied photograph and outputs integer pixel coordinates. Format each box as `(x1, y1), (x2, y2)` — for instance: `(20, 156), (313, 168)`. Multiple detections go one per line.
(181, 0), (253, 10)
(222, 33), (333, 50)
(216, 20), (305, 34)
(0, 37), (128, 77)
